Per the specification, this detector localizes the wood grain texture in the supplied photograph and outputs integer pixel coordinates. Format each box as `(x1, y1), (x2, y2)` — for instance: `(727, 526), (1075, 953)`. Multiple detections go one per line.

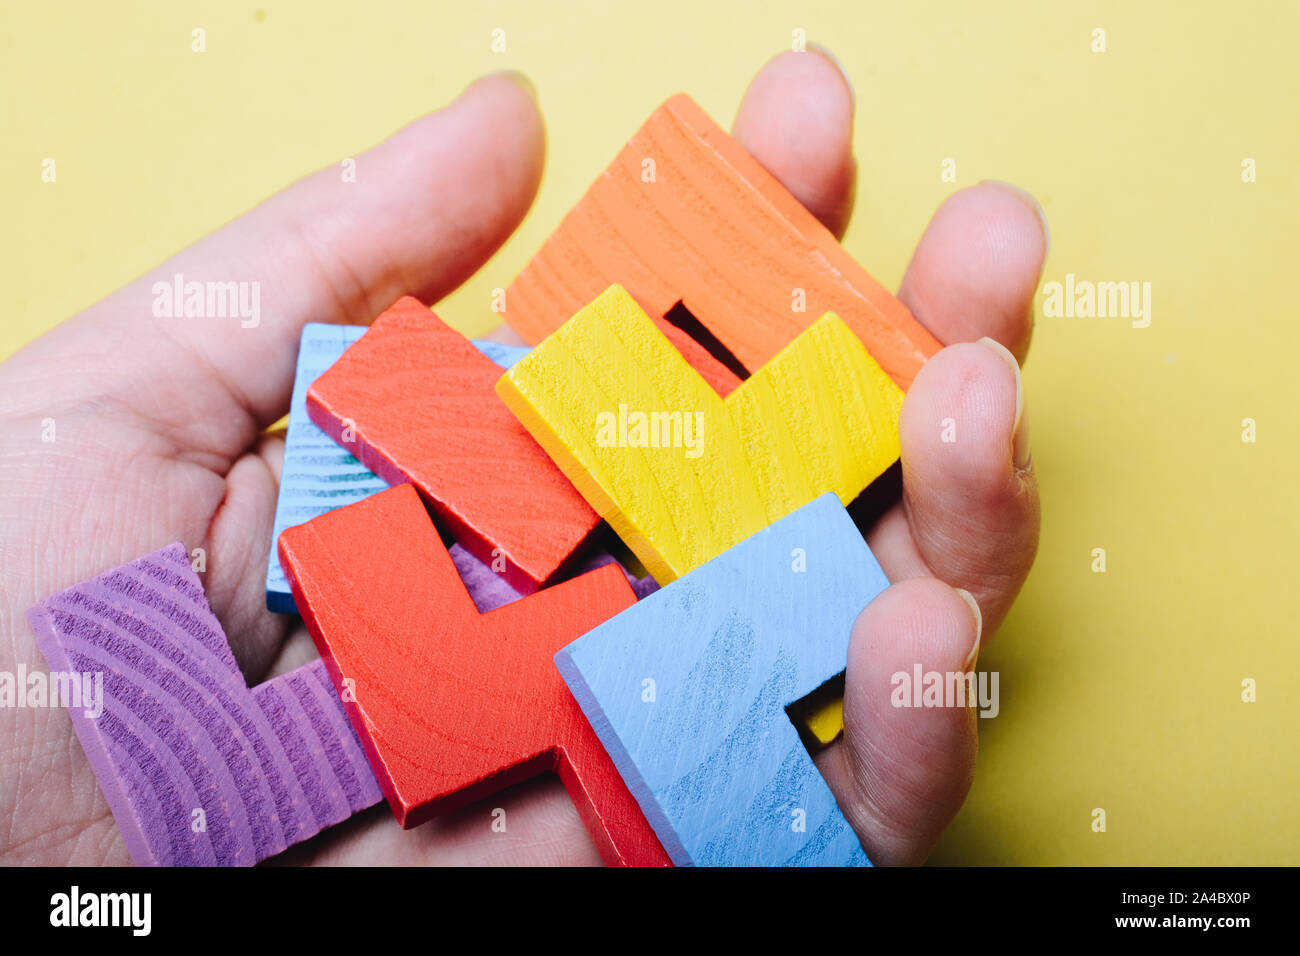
(26, 544), (383, 866)
(556, 493), (888, 866)
(266, 324), (388, 613)
(502, 93), (941, 388)
(497, 284), (903, 586)
(278, 483), (671, 866)
(265, 322), (529, 613)
(305, 297), (600, 594)
(498, 286), (901, 742)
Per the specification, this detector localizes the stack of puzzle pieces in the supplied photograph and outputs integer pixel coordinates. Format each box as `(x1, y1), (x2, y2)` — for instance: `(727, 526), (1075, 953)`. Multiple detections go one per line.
(27, 94), (942, 867)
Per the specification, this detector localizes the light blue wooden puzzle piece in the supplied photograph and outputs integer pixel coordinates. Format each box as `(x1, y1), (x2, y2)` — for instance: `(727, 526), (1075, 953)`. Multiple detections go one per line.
(265, 324), (529, 612)
(555, 492), (888, 866)
(472, 338), (533, 371)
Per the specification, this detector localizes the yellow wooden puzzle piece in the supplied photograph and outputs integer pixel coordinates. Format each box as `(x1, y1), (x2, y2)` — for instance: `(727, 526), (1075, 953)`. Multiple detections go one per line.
(804, 698), (846, 746)
(496, 285), (904, 742)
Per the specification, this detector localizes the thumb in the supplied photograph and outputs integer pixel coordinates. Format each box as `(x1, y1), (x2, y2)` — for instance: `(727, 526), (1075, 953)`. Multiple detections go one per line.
(815, 577), (981, 865)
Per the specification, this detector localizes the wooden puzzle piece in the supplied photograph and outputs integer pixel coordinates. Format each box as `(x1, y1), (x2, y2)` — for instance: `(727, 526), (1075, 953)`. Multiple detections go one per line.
(266, 324), (387, 613)
(470, 338), (533, 372)
(497, 284), (903, 586)
(265, 322), (528, 613)
(306, 297), (600, 594)
(498, 286), (901, 743)
(803, 697), (845, 746)
(26, 544), (383, 866)
(555, 493), (886, 866)
(278, 483), (671, 866)
(648, 313), (743, 397)
(266, 323), (655, 615)
(454, 543), (661, 612)
(502, 93), (941, 388)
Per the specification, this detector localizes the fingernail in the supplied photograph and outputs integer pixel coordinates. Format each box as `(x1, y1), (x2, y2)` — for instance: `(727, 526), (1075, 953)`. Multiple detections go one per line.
(978, 336), (1031, 473)
(478, 69), (538, 104)
(982, 180), (1050, 261)
(954, 588), (983, 672)
(807, 43), (855, 108)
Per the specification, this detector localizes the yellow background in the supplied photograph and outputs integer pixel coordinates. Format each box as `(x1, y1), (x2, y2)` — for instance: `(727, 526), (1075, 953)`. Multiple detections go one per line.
(2, 1), (1296, 864)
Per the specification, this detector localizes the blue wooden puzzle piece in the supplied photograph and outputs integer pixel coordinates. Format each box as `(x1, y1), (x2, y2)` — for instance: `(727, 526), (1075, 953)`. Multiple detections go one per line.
(471, 339), (532, 371)
(555, 492), (888, 866)
(265, 325), (385, 613)
(265, 324), (529, 612)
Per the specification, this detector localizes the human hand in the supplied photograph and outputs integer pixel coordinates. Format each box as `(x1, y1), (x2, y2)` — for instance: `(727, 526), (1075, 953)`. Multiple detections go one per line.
(0, 46), (1042, 866)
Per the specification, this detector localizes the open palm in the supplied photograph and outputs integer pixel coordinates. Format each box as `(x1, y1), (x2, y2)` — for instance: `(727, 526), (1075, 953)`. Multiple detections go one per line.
(0, 48), (1043, 866)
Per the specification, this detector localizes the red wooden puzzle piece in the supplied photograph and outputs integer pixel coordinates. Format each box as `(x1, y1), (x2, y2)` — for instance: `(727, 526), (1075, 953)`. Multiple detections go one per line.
(305, 297), (600, 594)
(278, 482), (670, 866)
(649, 314), (743, 396)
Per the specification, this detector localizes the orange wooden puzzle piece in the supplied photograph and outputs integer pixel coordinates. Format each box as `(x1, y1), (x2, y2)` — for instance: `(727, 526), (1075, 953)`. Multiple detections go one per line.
(503, 93), (941, 388)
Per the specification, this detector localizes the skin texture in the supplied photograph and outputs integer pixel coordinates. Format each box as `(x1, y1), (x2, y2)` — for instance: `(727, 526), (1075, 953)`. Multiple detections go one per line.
(0, 48), (1045, 867)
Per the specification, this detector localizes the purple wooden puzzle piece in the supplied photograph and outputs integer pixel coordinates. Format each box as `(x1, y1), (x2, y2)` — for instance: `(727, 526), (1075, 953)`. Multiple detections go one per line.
(450, 543), (660, 613)
(26, 543), (382, 866)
